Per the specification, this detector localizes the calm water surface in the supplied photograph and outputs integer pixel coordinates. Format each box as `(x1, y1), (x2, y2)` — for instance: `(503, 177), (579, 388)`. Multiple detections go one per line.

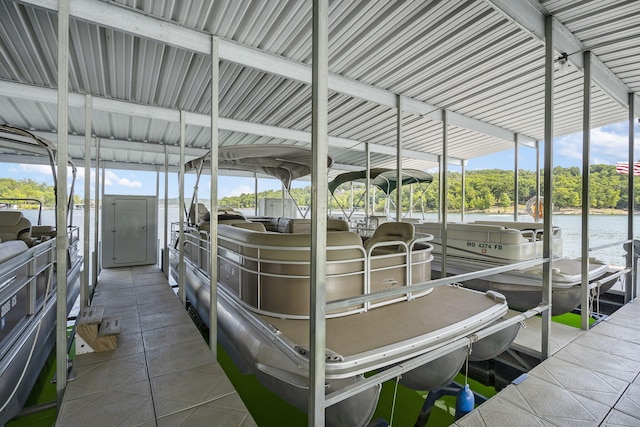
(21, 208), (639, 267)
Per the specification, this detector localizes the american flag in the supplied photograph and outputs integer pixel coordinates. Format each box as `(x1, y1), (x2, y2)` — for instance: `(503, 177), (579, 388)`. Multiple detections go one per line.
(616, 161), (640, 176)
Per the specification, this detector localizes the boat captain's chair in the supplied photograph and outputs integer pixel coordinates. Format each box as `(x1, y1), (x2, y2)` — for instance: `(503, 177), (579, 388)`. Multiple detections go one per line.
(364, 221), (414, 255)
(189, 203), (209, 226)
(0, 211), (32, 246)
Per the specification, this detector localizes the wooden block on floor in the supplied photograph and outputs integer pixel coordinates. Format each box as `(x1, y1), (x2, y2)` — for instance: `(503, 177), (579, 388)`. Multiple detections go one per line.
(98, 317), (122, 336)
(77, 306), (106, 342)
(78, 305), (105, 325)
(76, 311), (121, 353)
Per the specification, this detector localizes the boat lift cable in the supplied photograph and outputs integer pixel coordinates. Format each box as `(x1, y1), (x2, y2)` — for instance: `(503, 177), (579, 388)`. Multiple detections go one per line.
(0, 261), (54, 415)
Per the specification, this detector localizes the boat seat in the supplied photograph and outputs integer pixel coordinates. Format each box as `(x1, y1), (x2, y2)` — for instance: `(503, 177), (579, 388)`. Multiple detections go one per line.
(328, 218), (349, 231)
(218, 224), (364, 261)
(189, 203), (209, 225)
(416, 222), (527, 244)
(0, 240), (29, 264)
(31, 225), (55, 241)
(364, 222), (414, 254)
(231, 221), (267, 232)
(277, 218), (350, 233)
(0, 211), (32, 245)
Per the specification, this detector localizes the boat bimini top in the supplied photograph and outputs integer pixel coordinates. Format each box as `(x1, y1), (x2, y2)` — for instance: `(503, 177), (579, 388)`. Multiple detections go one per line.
(328, 168), (434, 221)
(184, 144), (333, 222)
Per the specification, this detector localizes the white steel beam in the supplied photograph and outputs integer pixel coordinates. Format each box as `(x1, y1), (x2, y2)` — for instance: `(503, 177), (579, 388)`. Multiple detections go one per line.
(0, 79), (460, 165)
(13, 0), (538, 147)
(55, 0), (69, 408)
(488, 0), (640, 114)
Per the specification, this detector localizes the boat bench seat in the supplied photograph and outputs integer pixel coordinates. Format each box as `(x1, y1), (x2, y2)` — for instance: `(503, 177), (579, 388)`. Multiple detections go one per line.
(473, 220), (561, 240)
(218, 224), (364, 261)
(0, 239), (29, 264)
(31, 225), (55, 241)
(276, 218), (350, 233)
(229, 221), (267, 232)
(0, 211), (32, 246)
(416, 222), (527, 244)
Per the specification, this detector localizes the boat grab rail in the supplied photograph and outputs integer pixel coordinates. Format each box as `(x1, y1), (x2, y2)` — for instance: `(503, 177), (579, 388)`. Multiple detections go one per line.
(326, 257), (548, 312)
(365, 236), (435, 308)
(193, 226), (435, 318)
(590, 238), (634, 253)
(323, 303), (549, 408)
(593, 267), (631, 287)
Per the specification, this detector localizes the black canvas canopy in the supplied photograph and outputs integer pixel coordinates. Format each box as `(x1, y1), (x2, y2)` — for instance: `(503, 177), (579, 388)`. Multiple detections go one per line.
(186, 145), (333, 191)
(328, 168), (433, 195)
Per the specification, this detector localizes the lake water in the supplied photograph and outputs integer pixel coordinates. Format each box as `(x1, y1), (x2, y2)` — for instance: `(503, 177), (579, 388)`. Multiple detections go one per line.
(20, 208), (638, 268)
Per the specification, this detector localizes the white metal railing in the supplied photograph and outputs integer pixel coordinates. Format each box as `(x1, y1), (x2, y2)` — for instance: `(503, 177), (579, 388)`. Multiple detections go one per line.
(0, 238), (55, 350)
(171, 222), (436, 319)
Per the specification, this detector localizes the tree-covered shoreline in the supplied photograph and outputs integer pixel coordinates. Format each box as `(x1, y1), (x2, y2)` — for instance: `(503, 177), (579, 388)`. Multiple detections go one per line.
(219, 164), (639, 212)
(2, 164), (637, 212)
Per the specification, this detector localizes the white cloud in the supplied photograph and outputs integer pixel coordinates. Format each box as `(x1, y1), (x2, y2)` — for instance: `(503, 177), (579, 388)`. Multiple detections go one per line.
(20, 164), (53, 175)
(554, 125), (633, 165)
(219, 184), (252, 198)
(75, 167), (96, 181)
(104, 170), (142, 188)
(117, 178), (143, 188)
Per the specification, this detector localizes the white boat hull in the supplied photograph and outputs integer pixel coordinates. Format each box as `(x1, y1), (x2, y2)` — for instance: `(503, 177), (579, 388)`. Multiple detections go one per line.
(0, 240), (81, 424)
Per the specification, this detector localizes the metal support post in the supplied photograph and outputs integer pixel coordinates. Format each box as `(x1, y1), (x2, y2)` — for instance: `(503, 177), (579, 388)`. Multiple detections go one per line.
(628, 93), (636, 301)
(93, 138), (100, 286)
(365, 143), (370, 224)
(461, 160), (466, 221)
(309, 0), (328, 424)
(396, 95), (403, 222)
(581, 51), (591, 329)
(163, 145), (169, 277)
(56, 0), (70, 408)
(514, 134), (519, 221)
(441, 111), (449, 276)
(178, 111), (186, 306)
(82, 94), (91, 309)
(209, 36), (220, 355)
(541, 15), (555, 360)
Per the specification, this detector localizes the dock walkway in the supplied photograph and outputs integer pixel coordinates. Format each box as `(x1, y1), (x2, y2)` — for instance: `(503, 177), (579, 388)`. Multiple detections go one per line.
(456, 300), (640, 426)
(57, 265), (256, 427)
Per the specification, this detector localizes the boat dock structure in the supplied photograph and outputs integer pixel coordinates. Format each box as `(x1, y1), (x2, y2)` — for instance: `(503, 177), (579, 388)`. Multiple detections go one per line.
(457, 300), (640, 426)
(0, 1), (639, 426)
(57, 266), (256, 427)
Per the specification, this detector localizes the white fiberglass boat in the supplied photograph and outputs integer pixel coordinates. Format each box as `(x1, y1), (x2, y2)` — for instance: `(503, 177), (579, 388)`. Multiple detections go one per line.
(169, 147), (519, 426)
(0, 125), (82, 424)
(328, 169), (619, 316)
(413, 220), (619, 315)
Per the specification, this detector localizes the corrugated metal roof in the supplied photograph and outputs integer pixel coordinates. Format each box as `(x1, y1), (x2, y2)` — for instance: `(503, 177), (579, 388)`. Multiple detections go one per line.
(0, 0), (637, 174)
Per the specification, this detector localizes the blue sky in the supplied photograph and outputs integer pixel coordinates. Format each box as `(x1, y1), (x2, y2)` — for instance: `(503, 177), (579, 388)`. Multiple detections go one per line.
(1, 121), (636, 200)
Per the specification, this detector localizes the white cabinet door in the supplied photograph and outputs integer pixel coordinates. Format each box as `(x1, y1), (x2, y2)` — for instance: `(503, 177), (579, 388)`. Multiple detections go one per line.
(102, 195), (157, 268)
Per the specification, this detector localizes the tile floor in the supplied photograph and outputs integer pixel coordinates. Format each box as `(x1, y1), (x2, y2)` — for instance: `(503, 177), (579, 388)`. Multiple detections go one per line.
(455, 300), (640, 426)
(57, 265), (256, 427)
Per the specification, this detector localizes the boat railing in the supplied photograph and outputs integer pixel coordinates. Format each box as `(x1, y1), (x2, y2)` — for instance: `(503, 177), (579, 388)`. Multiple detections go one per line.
(217, 233), (367, 319)
(0, 238), (55, 351)
(364, 235), (434, 310)
(324, 302), (549, 408)
(326, 256), (547, 313)
(171, 221), (435, 319)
